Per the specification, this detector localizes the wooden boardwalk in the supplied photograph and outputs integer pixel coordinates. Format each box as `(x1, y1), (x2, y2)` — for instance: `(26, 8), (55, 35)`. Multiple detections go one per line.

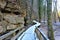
(0, 20), (49, 40)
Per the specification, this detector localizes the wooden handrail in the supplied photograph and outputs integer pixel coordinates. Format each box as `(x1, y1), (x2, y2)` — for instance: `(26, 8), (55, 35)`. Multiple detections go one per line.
(0, 26), (24, 40)
(35, 28), (49, 40)
(11, 28), (25, 40)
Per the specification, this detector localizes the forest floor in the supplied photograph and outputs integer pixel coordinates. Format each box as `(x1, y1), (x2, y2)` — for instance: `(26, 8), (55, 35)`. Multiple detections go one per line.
(53, 22), (60, 40)
(39, 22), (60, 40)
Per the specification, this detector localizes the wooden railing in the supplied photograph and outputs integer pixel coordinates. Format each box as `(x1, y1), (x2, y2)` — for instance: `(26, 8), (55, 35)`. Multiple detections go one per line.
(35, 28), (49, 40)
(0, 26), (26, 40)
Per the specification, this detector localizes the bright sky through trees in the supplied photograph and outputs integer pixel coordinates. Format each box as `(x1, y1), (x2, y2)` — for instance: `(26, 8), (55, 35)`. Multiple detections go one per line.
(52, 0), (60, 11)
(57, 0), (60, 11)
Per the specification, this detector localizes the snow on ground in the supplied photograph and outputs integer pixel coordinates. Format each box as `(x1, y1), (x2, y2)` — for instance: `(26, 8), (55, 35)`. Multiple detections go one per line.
(53, 22), (60, 40)
(40, 22), (60, 40)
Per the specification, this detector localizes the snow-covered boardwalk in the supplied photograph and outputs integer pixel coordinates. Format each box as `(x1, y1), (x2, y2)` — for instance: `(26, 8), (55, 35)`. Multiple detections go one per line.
(17, 20), (41, 40)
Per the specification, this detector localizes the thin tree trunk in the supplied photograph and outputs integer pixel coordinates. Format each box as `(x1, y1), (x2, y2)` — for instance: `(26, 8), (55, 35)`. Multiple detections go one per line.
(53, 0), (57, 23)
(47, 0), (55, 40)
(38, 0), (43, 40)
(25, 0), (33, 25)
(44, 4), (47, 24)
(38, 0), (43, 22)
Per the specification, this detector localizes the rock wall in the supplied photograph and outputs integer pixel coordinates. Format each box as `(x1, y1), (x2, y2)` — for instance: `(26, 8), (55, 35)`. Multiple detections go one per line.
(0, 0), (26, 33)
(0, 0), (26, 16)
(0, 0), (39, 32)
(0, 12), (24, 34)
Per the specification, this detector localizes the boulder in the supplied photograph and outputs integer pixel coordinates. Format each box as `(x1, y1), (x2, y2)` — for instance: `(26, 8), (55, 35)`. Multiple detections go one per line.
(0, 12), (3, 21)
(4, 14), (24, 24)
(7, 24), (17, 30)
(7, 23), (24, 30)
(18, 23), (24, 28)
(0, 0), (6, 8)
(20, 24), (24, 27)
(5, 0), (20, 12)
(4, 14), (17, 24)
(0, 21), (8, 33)
(0, 26), (3, 33)
(16, 16), (24, 24)
(1, 21), (8, 32)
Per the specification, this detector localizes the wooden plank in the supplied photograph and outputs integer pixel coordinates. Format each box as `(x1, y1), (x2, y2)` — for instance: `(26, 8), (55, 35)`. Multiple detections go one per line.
(0, 26), (24, 40)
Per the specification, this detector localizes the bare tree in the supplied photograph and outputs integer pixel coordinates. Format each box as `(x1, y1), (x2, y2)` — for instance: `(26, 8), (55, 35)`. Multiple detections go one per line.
(38, 0), (43, 22)
(47, 0), (55, 40)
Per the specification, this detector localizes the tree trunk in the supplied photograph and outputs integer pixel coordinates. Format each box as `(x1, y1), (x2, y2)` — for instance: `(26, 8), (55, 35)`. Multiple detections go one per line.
(38, 0), (43, 22)
(25, 0), (33, 25)
(43, 4), (47, 24)
(47, 0), (55, 40)
(53, 0), (57, 23)
(38, 0), (43, 39)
